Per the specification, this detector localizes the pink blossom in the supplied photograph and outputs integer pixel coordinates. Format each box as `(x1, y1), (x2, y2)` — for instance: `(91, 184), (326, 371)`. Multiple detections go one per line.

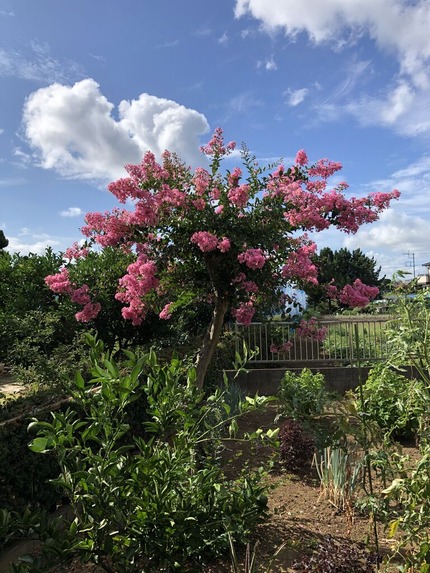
(238, 248), (266, 270)
(296, 318), (327, 342)
(295, 149), (308, 166)
(191, 231), (218, 252)
(64, 242), (89, 261)
(192, 198), (206, 211)
(227, 167), (242, 187)
(338, 279), (379, 308)
(215, 205), (224, 214)
(228, 184), (249, 208)
(45, 268), (73, 295)
(71, 285), (91, 305)
(200, 128), (236, 157)
(231, 301), (255, 325)
(281, 241), (318, 284)
(243, 281), (259, 293)
(217, 237), (231, 253)
(115, 256), (159, 325)
(159, 302), (173, 320)
(270, 344), (279, 354)
(75, 302), (101, 323)
(192, 167), (211, 195)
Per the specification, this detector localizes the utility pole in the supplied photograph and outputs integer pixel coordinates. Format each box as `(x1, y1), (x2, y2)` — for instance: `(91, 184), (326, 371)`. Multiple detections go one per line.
(404, 251), (416, 278)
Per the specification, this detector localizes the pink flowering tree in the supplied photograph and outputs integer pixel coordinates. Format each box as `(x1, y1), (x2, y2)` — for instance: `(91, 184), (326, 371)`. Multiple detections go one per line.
(46, 129), (400, 388)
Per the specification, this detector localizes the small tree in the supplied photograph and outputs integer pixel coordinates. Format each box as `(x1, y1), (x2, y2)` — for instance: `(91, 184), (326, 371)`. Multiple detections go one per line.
(46, 129), (400, 388)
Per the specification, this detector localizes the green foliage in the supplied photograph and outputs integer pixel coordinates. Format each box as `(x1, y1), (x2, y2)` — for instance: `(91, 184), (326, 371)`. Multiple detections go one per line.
(313, 446), (361, 513)
(383, 445), (430, 572)
(278, 368), (327, 420)
(0, 230), (8, 250)
(321, 321), (388, 365)
(0, 414), (61, 512)
(355, 364), (421, 440)
(28, 335), (275, 572)
(304, 247), (383, 313)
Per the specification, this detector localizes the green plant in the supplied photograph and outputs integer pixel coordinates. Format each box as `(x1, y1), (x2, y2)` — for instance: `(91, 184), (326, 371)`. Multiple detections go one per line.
(382, 444), (430, 572)
(278, 418), (314, 472)
(313, 446), (361, 514)
(355, 363), (421, 440)
(277, 368), (327, 421)
(28, 335), (276, 572)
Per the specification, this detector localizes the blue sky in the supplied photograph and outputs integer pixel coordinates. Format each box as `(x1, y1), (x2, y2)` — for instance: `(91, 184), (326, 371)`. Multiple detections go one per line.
(1, 0), (430, 279)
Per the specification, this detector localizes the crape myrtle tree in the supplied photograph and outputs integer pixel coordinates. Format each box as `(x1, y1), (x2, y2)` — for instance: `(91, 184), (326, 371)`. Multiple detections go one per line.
(46, 129), (400, 388)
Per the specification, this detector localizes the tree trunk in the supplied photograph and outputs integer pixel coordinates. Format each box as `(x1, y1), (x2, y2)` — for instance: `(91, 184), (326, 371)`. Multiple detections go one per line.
(195, 297), (229, 389)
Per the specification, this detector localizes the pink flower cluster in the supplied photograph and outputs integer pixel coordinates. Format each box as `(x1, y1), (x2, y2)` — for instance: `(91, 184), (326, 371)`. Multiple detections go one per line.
(281, 241), (318, 285)
(228, 184), (249, 208)
(159, 302), (173, 320)
(200, 127), (236, 157)
(296, 318), (328, 342)
(231, 300), (256, 326)
(238, 248), (267, 270)
(329, 279), (379, 308)
(232, 273), (259, 293)
(45, 269), (100, 323)
(63, 242), (89, 261)
(191, 232), (231, 253)
(115, 255), (159, 325)
(270, 341), (293, 354)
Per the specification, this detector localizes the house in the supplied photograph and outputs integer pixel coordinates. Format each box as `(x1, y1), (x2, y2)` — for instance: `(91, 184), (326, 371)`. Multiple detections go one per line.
(417, 262), (430, 287)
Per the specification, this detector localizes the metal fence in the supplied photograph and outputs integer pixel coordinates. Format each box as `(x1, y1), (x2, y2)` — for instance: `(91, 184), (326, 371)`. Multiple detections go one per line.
(232, 317), (391, 364)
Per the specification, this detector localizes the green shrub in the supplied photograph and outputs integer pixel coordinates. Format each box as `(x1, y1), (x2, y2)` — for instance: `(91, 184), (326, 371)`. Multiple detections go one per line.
(278, 368), (327, 421)
(28, 335), (275, 572)
(355, 364), (421, 440)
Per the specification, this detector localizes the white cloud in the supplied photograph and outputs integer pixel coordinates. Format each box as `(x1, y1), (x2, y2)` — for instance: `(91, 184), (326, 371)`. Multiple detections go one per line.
(0, 40), (83, 83)
(257, 55), (277, 71)
(22, 78), (210, 181)
(60, 207), (83, 218)
(6, 236), (61, 256)
(235, 0), (430, 135)
(218, 32), (229, 45)
(286, 88), (308, 107)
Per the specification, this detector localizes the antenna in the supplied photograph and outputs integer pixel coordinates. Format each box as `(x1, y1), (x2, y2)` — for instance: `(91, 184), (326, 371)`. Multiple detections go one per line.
(404, 251), (416, 278)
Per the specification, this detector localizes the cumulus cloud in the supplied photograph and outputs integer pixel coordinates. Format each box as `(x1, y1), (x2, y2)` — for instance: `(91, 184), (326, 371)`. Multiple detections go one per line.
(6, 235), (61, 256)
(60, 207), (83, 218)
(22, 79), (210, 181)
(235, 0), (430, 135)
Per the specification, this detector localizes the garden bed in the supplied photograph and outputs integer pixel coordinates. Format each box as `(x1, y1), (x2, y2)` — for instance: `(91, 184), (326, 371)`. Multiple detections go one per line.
(1, 403), (419, 573)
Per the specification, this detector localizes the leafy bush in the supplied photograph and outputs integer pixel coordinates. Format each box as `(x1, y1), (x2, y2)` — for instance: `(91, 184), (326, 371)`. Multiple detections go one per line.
(29, 335), (275, 572)
(278, 418), (315, 472)
(355, 364), (421, 440)
(278, 368), (327, 421)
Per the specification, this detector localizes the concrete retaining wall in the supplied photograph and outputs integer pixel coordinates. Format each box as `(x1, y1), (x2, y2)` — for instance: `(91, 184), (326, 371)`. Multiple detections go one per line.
(225, 364), (419, 395)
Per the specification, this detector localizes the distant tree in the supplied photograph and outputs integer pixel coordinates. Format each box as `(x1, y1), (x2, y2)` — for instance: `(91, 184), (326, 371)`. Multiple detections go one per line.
(0, 230), (8, 250)
(304, 247), (383, 313)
